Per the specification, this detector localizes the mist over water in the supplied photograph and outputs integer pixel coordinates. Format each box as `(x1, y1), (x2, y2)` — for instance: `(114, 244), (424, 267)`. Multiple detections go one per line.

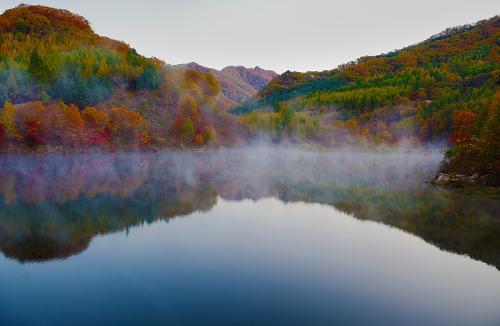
(0, 144), (443, 206)
(1, 144), (498, 264)
(1, 146), (500, 325)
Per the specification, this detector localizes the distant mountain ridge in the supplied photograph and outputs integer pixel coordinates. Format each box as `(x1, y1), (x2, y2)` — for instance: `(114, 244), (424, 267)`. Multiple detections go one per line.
(173, 62), (277, 106)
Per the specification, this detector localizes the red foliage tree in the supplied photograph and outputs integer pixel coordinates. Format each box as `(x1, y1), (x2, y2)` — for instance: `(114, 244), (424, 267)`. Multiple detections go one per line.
(14, 102), (47, 146)
(0, 121), (6, 147)
(82, 107), (110, 147)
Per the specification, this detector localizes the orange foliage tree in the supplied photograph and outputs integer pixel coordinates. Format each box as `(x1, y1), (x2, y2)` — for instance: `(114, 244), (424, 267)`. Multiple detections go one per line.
(451, 109), (477, 144)
(108, 107), (147, 146)
(45, 102), (84, 147)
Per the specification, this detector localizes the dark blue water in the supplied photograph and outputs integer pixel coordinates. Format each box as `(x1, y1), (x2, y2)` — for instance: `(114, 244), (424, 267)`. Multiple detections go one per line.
(1, 149), (499, 325)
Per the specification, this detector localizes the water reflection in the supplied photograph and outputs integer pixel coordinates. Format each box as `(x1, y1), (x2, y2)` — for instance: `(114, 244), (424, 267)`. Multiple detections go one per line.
(2, 197), (500, 325)
(0, 147), (499, 269)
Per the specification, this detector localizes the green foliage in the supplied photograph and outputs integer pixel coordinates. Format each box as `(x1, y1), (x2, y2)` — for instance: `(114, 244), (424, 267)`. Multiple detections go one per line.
(231, 74), (347, 114)
(241, 104), (319, 139)
(181, 118), (195, 140)
(137, 65), (162, 91)
(28, 49), (50, 84)
(276, 102), (295, 130)
(288, 112), (320, 137)
(49, 67), (112, 107)
(307, 86), (410, 115)
(0, 62), (35, 104)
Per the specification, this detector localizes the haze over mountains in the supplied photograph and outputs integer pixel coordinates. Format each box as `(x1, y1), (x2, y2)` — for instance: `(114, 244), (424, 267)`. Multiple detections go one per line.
(172, 62), (277, 107)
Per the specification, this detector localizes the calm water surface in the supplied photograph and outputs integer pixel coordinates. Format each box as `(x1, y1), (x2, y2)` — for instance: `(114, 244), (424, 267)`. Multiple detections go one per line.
(0, 147), (499, 325)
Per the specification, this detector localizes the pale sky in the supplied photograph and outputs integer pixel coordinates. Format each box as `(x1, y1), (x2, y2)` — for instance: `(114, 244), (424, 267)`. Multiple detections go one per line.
(0, 1), (498, 73)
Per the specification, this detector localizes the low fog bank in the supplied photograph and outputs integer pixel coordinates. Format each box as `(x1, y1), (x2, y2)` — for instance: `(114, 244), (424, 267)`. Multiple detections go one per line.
(0, 143), (446, 206)
(165, 143), (445, 189)
(214, 144), (444, 186)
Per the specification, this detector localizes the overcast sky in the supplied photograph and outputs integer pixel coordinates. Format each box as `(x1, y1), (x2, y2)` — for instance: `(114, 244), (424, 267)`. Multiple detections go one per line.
(1, 1), (498, 73)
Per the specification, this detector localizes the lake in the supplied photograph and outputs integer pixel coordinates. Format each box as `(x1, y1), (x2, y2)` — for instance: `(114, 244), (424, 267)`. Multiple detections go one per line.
(1, 147), (499, 325)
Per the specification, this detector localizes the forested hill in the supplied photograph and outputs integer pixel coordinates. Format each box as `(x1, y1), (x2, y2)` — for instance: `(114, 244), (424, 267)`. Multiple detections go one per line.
(234, 16), (499, 116)
(232, 16), (499, 185)
(0, 5), (245, 151)
(0, 4), (163, 106)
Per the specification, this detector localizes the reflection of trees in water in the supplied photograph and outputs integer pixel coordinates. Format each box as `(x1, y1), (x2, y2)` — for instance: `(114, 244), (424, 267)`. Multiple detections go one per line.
(0, 153), (219, 262)
(0, 150), (498, 269)
(270, 181), (500, 270)
(0, 187), (218, 262)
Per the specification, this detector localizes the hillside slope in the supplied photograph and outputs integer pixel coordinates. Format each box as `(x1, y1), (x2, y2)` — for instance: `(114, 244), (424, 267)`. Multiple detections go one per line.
(232, 16), (499, 185)
(0, 5), (246, 151)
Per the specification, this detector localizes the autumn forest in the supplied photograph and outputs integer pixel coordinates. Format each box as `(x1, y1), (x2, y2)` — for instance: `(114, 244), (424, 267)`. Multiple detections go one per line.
(0, 4), (498, 186)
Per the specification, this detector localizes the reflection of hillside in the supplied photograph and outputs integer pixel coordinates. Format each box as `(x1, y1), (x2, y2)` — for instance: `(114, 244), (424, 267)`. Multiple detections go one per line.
(0, 150), (499, 268)
(0, 186), (218, 262)
(0, 154), (220, 262)
(258, 181), (500, 270)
